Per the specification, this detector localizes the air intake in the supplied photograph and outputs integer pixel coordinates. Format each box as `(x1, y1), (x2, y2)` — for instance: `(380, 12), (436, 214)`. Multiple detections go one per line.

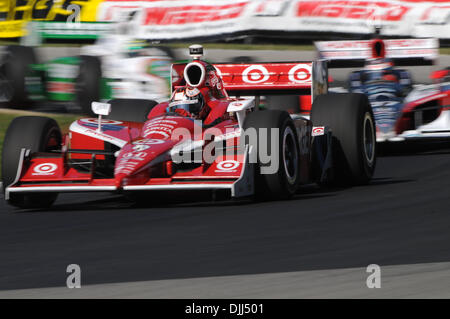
(184, 62), (205, 87)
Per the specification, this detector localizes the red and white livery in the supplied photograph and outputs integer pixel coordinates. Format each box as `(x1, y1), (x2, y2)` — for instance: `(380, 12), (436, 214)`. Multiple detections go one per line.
(1, 45), (377, 209)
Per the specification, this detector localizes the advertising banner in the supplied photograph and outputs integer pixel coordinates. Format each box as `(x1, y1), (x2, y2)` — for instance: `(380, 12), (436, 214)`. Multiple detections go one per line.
(2, 0), (450, 40)
(96, 0), (450, 40)
(0, 0), (105, 38)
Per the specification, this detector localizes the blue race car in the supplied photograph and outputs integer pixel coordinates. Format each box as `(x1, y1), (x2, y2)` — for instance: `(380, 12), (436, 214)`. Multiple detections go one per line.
(316, 37), (450, 143)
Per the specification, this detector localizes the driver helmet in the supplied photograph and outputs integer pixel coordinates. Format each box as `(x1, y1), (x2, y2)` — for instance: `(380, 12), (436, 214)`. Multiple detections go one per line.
(363, 58), (395, 82)
(167, 87), (205, 117)
(382, 72), (398, 83)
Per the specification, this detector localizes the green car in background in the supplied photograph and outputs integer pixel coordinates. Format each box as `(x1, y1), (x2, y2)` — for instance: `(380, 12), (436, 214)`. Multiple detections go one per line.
(0, 35), (174, 115)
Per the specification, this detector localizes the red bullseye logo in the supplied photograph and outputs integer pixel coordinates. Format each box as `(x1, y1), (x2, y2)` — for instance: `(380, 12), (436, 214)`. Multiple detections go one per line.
(33, 163), (58, 175)
(216, 160), (240, 172)
(288, 64), (312, 83)
(242, 65), (269, 83)
(312, 127), (325, 136)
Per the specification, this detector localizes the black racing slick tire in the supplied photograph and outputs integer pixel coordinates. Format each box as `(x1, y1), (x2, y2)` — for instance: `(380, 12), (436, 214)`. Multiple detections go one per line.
(76, 55), (102, 116)
(243, 110), (301, 200)
(106, 99), (159, 122)
(310, 93), (376, 185)
(1, 45), (37, 108)
(2, 116), (62, 209)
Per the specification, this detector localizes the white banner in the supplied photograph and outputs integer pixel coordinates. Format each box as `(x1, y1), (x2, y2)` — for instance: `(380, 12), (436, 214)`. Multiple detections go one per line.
(96, 0), (450, 40)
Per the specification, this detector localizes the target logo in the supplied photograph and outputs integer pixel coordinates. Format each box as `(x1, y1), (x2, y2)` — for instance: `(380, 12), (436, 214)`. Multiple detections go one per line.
(242, 65), (270, 84)
(32, 163), (58, 175)
(312, 126), (325, 136)
(216, 160), (240, 172)
(288, 64), (312, 83)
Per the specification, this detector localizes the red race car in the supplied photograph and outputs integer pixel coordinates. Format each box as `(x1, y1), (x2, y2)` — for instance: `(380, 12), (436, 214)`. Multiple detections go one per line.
(1, 45), (376, 209)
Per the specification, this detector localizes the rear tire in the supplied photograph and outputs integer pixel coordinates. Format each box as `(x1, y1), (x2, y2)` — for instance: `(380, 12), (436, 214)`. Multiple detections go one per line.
(243, 110), (300, 200)
(76, 55), (102, 116)
(2, 116), (62, 209)
(106, 99), (159, 122)
(1, 45), (37, 108)
(311, 93), (376, 185)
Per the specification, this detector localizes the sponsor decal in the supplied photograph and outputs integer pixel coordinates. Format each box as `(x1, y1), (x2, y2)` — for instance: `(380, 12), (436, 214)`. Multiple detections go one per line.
(185, 88), (201, 97)
(141, 2), (247, 25)
(215, 160), (240, 172)
(209, 71), (222, 90)
(288, 64), (311, 83)
(296, 1), (410, 22)
(70, 121), (127, 147)
(312, 126), (325, 136)
(174, 91), (186, 100)
(48, 63), (79, 79)
(143, 119), (179, 139)
(47, 82), (75, 94)
(144, 130), (170, 139)
(169, 99), (198, 107)
(214, 129), (241, 142)
(132, 144), (151, 151)
(132, 139), (165, 145)
(115, 151), (148, 175)
(32, 163), (58, 175)
(242, 65), (270, 84)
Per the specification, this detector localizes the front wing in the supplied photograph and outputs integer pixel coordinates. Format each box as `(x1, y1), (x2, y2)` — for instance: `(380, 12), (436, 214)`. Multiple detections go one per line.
(4, 146), (254, 200)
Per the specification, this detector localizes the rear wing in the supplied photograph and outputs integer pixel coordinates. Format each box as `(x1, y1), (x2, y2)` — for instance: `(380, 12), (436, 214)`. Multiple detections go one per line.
(315, 38), (439, 68)
(171, 60), (328, 101)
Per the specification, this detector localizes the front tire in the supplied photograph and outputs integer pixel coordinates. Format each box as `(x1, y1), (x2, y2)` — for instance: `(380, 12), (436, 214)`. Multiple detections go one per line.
(243, 110), (300, 200)
(2, 116), (62, 209)
(311, 93), (376, 185)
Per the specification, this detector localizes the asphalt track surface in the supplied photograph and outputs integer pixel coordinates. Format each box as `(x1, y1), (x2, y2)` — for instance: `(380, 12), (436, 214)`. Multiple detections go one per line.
(0, 48), (450, 297)
(0, 142), (450, 297)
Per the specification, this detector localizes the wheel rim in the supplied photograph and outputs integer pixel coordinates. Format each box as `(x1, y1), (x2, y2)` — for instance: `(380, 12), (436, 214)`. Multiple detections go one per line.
(282, 126), (299, 185)
(363, 112), (375, 166)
